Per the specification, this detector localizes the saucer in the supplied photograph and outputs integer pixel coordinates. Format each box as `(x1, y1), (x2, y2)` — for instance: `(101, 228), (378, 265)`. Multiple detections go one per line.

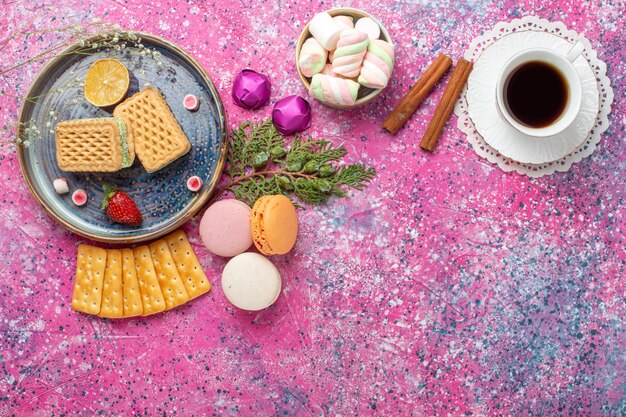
(466, 31), (600, 164)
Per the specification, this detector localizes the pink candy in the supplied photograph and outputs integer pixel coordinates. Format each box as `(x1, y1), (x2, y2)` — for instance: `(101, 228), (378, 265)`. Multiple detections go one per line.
(72, 189), (87, 206)
(187, 176), (203, 192)
(183, 94), (199, 111)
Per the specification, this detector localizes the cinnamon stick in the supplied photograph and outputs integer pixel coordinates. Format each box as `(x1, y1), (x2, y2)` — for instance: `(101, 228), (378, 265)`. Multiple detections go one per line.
(419, 58), (473, 152)
(382, 53), (453, 134)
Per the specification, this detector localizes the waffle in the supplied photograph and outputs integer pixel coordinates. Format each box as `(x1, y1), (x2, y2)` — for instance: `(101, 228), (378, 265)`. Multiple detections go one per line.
(113, 87), (191, 173)
(55, 118), (130, 172)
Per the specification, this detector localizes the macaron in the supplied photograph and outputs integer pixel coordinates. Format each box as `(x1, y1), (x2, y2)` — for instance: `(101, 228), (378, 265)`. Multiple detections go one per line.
(199, 199), (252, 257)
(221, 252), (282, 311)
(250, 195), (298, 256)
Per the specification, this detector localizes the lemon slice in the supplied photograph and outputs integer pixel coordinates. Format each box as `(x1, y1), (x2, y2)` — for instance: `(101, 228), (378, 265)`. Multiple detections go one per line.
(84, 59), (130, 107)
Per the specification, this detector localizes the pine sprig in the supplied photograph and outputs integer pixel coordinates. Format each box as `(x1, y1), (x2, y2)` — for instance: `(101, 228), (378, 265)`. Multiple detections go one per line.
(231, 176), (283, 205)
(243, 120), (284, 160)
(332, 164), (376, 191)
(284, 137), (347, 169)
(215, 120), (376, 207)
(225, 121), (253, 178)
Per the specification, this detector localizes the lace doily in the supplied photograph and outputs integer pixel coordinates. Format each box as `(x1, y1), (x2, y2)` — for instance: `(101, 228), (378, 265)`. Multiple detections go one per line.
(454, 16), (614, 177)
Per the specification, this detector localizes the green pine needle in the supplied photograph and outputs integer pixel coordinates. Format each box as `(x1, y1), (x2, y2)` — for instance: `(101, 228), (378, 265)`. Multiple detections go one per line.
(217, 120), (376, 207)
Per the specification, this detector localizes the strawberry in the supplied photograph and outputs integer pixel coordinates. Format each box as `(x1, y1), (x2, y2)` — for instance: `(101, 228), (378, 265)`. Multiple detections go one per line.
(99, 185), (142, 226)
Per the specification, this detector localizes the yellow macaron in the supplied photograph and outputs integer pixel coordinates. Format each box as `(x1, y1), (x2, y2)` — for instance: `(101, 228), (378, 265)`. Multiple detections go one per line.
(250, 195), (298, 255)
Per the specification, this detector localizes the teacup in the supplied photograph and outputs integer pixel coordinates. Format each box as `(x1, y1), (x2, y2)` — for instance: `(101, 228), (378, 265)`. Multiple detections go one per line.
(496, 41), (584, 137)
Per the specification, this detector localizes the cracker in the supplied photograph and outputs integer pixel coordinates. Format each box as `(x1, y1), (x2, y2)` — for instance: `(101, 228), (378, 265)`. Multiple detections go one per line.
(164, 230), (211, 300)
(149, 239), (190, 309)
(133, 245), (166, 316)
(113, 87), (191, 173)
(98, 249), (124, 318)
(121, 248), (143, 317)
(71, 244), (107, 315)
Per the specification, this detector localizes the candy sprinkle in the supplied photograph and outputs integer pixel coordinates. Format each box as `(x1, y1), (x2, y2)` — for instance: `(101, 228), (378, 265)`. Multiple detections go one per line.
(183, 94), (199, 111)
(187, 176), (203, 192)
(72, 189), (88, 206)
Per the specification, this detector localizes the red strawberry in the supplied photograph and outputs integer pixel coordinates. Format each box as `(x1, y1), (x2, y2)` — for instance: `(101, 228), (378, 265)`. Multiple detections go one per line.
(99, 185), (142, 226)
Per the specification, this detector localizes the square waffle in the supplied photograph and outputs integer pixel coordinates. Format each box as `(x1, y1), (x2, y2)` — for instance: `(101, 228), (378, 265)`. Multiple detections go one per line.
(113, 87), (191, 173)
(55, 118), (126, 172)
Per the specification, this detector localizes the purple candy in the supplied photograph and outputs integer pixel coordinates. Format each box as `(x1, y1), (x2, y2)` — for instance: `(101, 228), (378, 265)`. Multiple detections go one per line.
(272, 95), (312, 135)
(232, 69), (271, 110)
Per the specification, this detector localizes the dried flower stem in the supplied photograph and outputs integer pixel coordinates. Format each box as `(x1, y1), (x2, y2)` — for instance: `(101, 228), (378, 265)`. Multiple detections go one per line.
(3, 24), (164, 147)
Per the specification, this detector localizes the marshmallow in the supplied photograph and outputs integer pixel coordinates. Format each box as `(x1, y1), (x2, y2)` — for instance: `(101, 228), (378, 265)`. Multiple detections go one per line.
(53, 178), (69, 194)
(333, 15), (354, 30)
(321, 63), (358, 82)
(321, 63), (337, 77)
(355, 17), (381, 40)
(358, 39), (395, 89)
(332, 29), (369, 78)
(309, 73), (360, 107)
(308, 12), (343, 50)
(72, 189), (87, 206)
(298, 37), (327, 77)
(183, 94), (199, 111)
(186, 176), (203, 192)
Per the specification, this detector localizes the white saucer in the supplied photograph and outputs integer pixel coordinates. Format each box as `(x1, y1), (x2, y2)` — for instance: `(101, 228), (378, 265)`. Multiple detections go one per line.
(466, 31), (600, 164)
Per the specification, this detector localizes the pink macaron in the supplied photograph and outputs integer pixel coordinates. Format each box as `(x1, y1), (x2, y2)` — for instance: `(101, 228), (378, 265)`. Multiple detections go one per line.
(199, 199), (252, 257)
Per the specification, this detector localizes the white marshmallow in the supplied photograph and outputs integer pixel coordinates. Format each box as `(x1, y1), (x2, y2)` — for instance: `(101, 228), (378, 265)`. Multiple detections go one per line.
(308, 12), (343, 50)
(53, 178), (69, 194)
(355, 17), (381, 40)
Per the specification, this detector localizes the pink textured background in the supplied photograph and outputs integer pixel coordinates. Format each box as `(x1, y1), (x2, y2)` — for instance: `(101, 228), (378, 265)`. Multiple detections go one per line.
(1, 1), (625, 416)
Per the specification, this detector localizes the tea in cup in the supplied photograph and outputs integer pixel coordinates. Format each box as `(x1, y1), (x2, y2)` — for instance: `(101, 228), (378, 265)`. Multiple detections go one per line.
(496, 41), (584, 137)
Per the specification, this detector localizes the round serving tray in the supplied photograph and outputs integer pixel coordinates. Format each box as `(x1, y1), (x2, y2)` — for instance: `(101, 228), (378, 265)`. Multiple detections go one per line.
(17, 32), (227, 244)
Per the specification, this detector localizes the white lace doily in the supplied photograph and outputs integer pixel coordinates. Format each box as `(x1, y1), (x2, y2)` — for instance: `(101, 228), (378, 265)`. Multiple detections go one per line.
(454, 16), (614, 177)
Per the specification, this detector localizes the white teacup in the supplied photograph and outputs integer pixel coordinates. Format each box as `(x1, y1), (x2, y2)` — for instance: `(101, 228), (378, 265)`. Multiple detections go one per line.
(496, 41), (584, 137)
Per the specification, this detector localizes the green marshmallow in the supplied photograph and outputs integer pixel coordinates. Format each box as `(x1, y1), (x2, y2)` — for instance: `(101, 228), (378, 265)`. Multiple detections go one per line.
(368, 42), (393, 70)
(333, 38), (369, 59)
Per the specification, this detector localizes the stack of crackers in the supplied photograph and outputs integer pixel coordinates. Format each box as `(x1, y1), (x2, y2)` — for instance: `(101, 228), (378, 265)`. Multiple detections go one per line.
(71, 230), (210, 318)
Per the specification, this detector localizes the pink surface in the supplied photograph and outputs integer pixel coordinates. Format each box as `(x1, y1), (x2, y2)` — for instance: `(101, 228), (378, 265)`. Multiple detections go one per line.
(1, 1), (625, 416)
